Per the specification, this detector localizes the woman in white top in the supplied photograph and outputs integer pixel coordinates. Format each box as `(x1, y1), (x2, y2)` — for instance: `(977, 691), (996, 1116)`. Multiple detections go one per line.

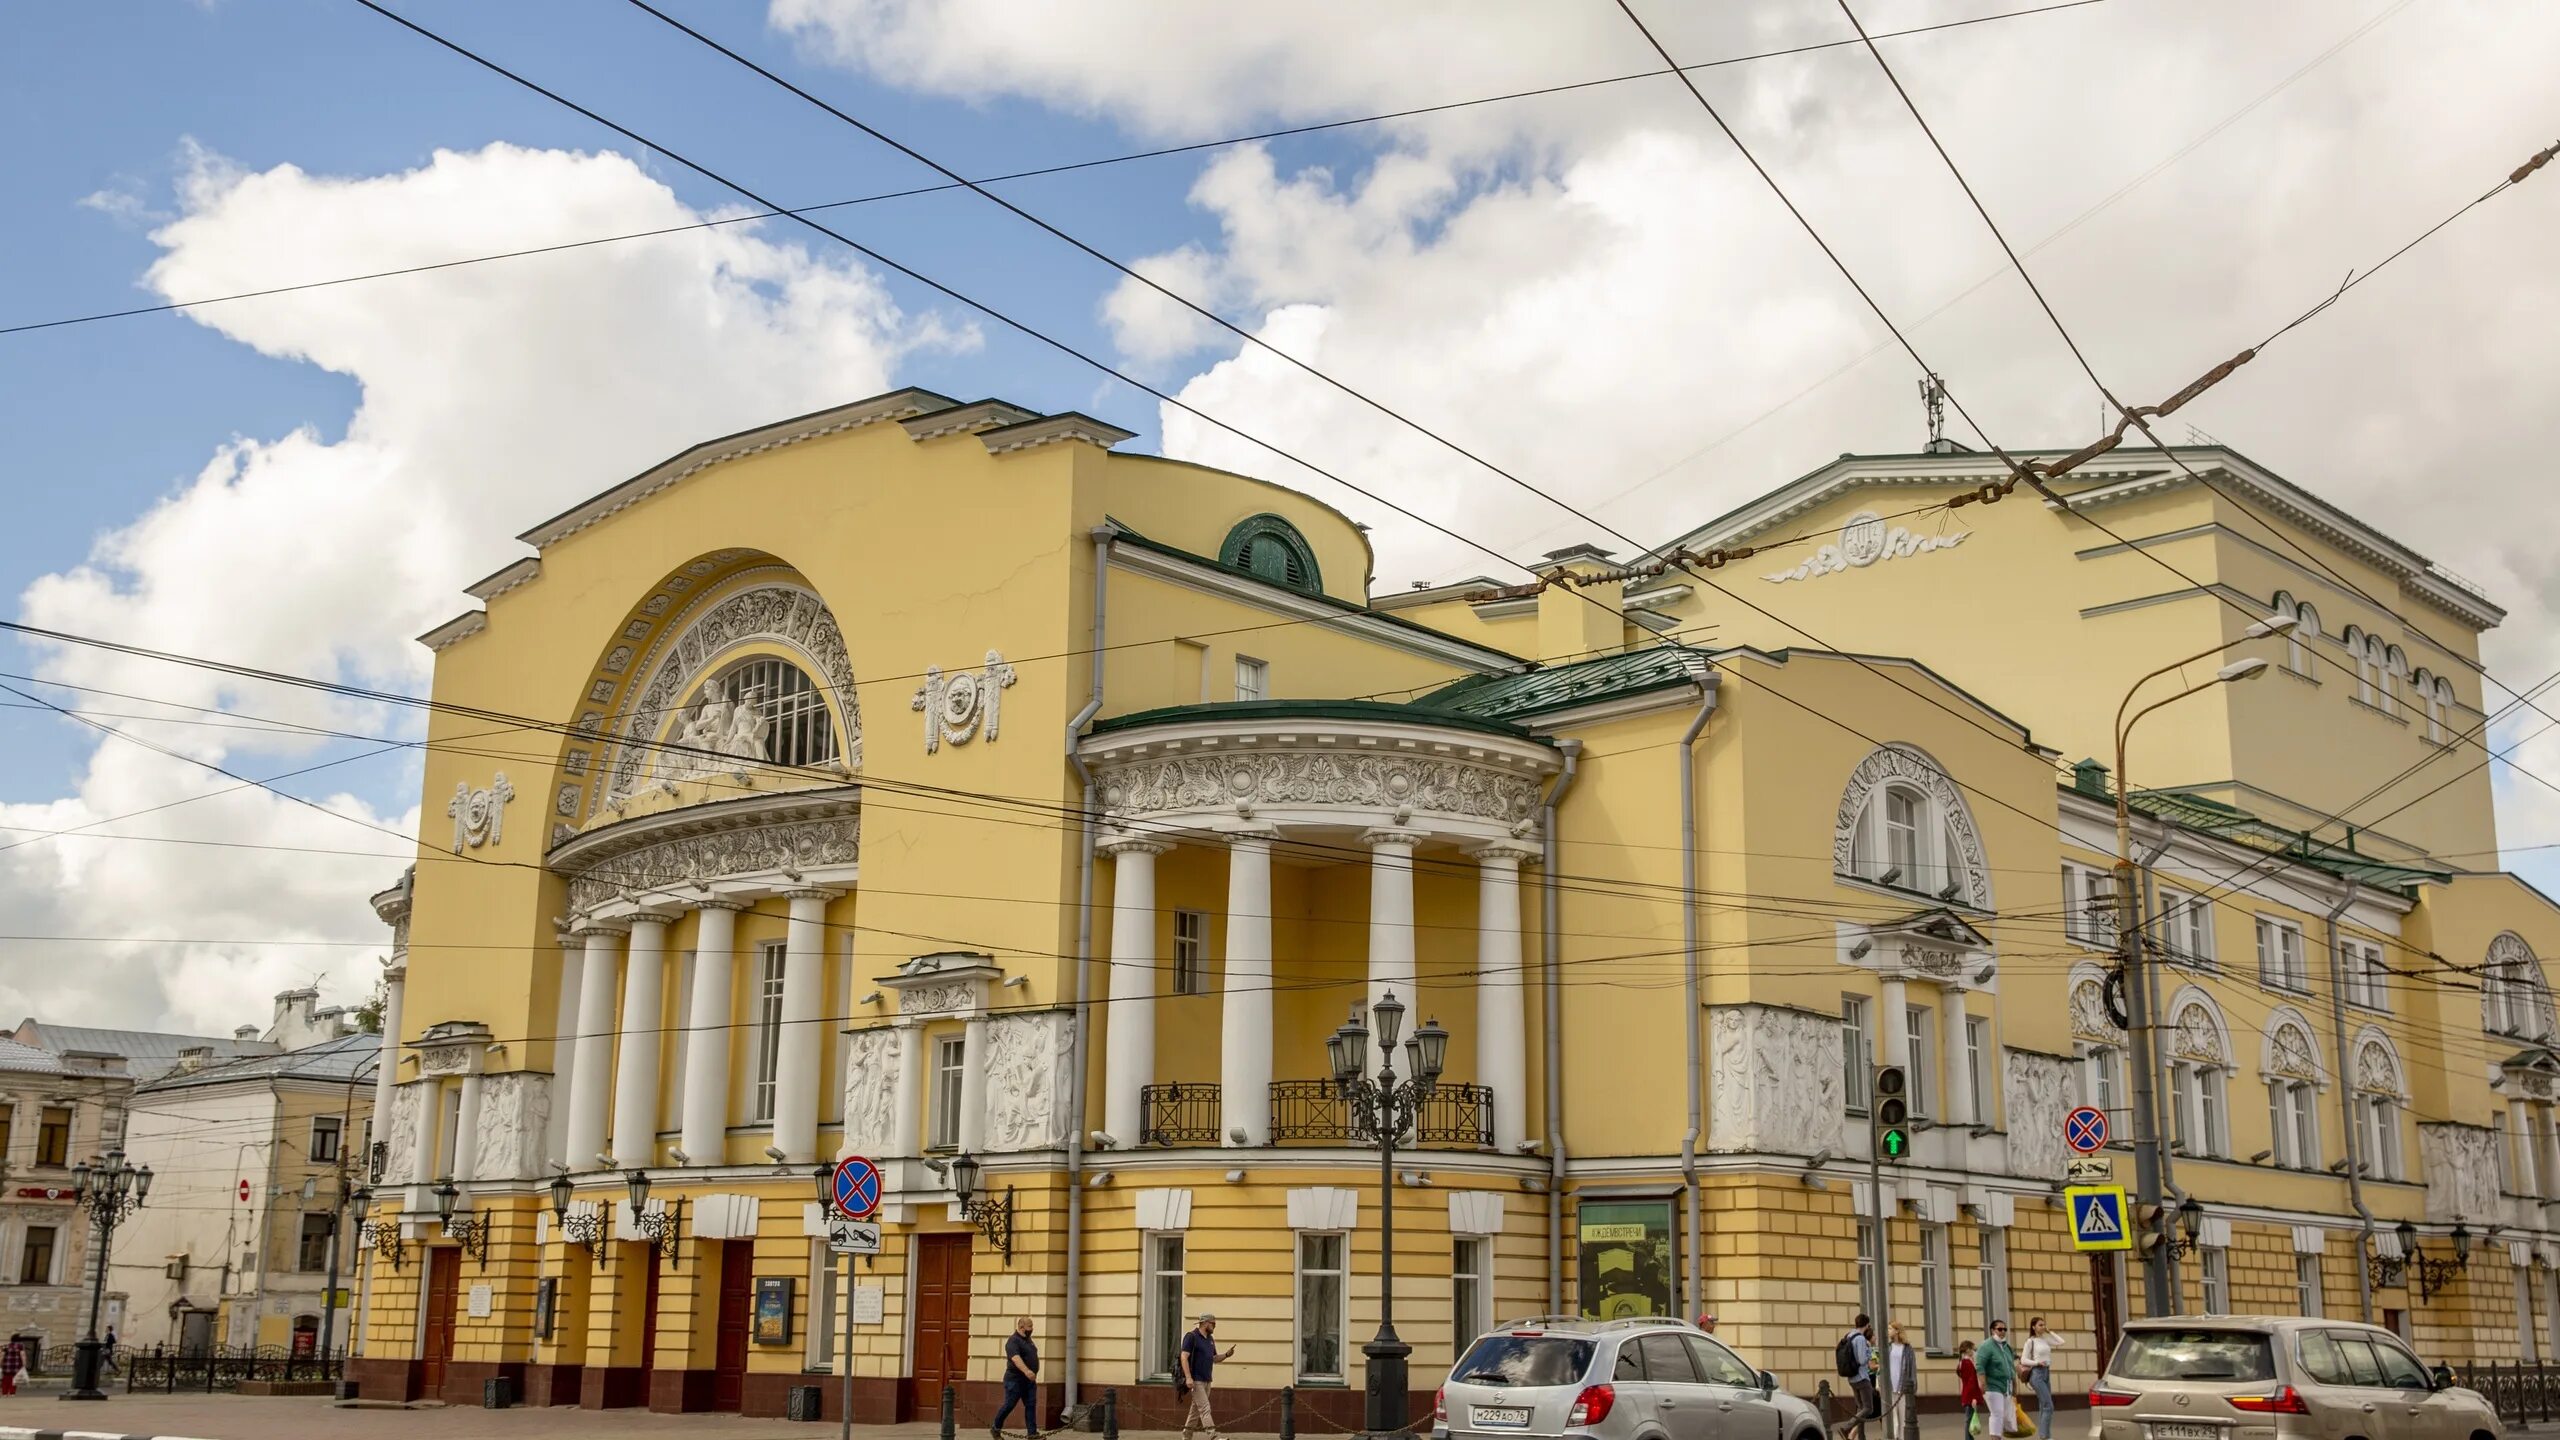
(2021, 1318), (2062, 1438)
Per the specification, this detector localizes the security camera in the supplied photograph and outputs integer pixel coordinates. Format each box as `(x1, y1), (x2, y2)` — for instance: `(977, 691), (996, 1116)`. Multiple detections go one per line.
(1088, 1131), (1118, 1151)
(763, 1145), (789, 1164)
(1808, 1148), (1834, 1170)
(1228, 1128), (1251, 1146)
(668, 1149), (690, 1166)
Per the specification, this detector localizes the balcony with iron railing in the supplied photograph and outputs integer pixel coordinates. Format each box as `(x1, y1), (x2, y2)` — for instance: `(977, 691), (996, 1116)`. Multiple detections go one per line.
(1137, 1080), (1495, 1149)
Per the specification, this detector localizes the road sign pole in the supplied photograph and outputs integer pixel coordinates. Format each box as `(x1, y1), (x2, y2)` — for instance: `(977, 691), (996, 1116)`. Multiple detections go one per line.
(840, 1248), (856, 1440)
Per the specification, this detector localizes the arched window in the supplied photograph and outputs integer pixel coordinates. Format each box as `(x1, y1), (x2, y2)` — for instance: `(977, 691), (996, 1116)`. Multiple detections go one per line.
(2413, 669), (2445, 743)
(2341, 626), (2374, 704)
(2260, 1007), (2325, 1170)
(1218, 514), (1323, 595)
(2289, 600), (2320, 676)
(2382, 644), (2406, 716)
(2352, 1028), (2408, 1179)
(2433, 675), (2456, 741)
(1835, 745), (1993, 907)
(659, 655), (840, 779)
(2485, 933), (2554, 1040)
(2071, 962), (2127, 1120)
(2165, 990), (2232, 1159)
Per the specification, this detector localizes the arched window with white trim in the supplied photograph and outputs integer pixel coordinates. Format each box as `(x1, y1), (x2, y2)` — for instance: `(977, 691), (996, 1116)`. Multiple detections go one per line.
(2352, 1029), (2408, 1180)
(2413, 669), (2445, 743)
(2165, 988), (2233, 1159)
(2381, 644), (2406, 716)
(2260, 1007), (2325, 1171)
(2342, 626), (2374, 704)
(2290, 601), (2321, 677)
(2485, 933), (2555, 1041)
(2431, 675), (2456, 744)
(1834, 744), (1994, 909)
(2070, 961), (2126, 1123)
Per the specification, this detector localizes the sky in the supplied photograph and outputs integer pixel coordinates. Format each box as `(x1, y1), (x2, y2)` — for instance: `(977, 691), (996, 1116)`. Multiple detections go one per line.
(2, 0), (2556, 1033)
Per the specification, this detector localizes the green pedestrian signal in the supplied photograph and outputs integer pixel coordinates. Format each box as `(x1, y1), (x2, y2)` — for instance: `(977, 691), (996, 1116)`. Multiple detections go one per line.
(1872, 1064), (1911, 1164)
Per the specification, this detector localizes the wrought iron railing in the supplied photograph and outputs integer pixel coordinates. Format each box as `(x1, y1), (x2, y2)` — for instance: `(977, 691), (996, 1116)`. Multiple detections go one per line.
(1268, 1080), (1494, 1147)
(123, 1344), (344, 1393)
(1140, 1082), (1223, 1146)
(2461, 1362), (2560, 1423)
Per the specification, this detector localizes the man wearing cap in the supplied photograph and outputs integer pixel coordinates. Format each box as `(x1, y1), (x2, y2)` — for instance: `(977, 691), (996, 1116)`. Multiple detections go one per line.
(1179, 1313), (1235, 1440)
(1697, 1313), (1720, 1336)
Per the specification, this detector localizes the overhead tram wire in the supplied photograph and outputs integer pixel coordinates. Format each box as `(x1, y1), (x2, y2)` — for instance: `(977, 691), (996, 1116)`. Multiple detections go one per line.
(0, 0), (2107, 339)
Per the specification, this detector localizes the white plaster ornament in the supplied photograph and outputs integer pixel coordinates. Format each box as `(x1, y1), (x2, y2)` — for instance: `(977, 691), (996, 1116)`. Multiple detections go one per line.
(448, 772), (515, 853)
(1763, 511), (1968, 584)
(912, 650), (1018, 753)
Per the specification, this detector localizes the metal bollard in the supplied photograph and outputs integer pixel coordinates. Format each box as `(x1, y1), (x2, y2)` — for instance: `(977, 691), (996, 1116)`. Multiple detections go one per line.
(940, 1384), (957, 1440)
(1281, 1383), (1297, 1440)
(1104, 1386), (1120, 1440)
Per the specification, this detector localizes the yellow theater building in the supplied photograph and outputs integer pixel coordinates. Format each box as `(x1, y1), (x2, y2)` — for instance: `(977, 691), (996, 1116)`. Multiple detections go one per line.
(344, 388), (2560, 1425)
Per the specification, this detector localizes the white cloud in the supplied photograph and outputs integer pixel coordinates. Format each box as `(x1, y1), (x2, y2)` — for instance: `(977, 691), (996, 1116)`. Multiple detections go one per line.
(2, 141), (966, 1033)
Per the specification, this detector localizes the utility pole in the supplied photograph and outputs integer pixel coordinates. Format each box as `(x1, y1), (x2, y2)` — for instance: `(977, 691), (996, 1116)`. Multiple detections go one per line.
(1869, 1064), (1909, 1372)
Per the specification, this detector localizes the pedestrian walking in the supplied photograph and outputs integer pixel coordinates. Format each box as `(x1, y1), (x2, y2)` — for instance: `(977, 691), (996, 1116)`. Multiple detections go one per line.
(1, 1337), (24, 1396)
(1978, 1320), (2019, 1439)
(1178, 1313), (1234, 1440)
(993, 1317), (1042, 1440)
(1835, 1313), (1878, 1440)
(103, 1325), (121, 1375)
(1956, 1341), (1984, 1438)
(2020, 1318), (2060, 1440)
(1886, 1322), (1919, 1440)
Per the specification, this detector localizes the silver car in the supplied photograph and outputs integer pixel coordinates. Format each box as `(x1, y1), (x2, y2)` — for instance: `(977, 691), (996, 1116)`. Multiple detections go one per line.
(2093, 1317), (2501, 1440)
(1436, 1316), (1824, 1440)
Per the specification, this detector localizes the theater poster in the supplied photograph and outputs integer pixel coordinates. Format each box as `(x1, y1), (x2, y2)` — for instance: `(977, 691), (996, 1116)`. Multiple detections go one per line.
(1577, 1200), (1675, 1320)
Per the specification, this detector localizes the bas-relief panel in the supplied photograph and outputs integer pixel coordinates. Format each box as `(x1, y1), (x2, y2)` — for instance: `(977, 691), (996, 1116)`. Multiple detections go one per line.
(2004, 1051), (2077, 1180)
(2419, 1122), (2502, 1224)
(842, 1027), (901, 1156)
(380, 1082), (423, 1186)
(983, 1012), (1075, 1153)
(1098, 752), (1539, 830)
(562, 814), (860, 914)
(470, 1072), (550, 1182)
(1707, 1005), (1844, 1158)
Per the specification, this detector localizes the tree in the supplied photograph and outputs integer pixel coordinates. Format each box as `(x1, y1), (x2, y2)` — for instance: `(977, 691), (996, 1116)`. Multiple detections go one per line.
(351, 966), (388, 1035)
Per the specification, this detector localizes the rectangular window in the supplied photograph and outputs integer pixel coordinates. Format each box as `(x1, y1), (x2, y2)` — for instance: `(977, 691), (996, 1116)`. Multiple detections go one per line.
(2342, 939), (2389, 1012)
(2297, 1253), (2324, 1318)
(1884, 790), (1922, 882)
(1978, 1229), (2008, 1334)
(1234, 656), (1269, 702)
(752, 941), (788, 1123)
(0, 1102), (12, 1161)
(1843, 997), (1874, 1113)
(929, 1036), (967, 1149)
(1905, 1007), (1933, 1118)
(2170, 1064), (2195, 1153)
(2363, 1098), (2402, 1180)
(1173, 910), (1209, 996)
(2272, 1082), (2321, 1170)
(2200, 1246), (2229, 1314)
(1919, 1223), (1951, 1352)
(1965, 1017), (1992, 1123)
(2086, 1046), (2121, 1118)
(2520, 1266), (2540, 1363)
(309, 1114), (342, 1164)
(809, 1242), (839, 1371)
(2255, 917), (2308, 992)
(19, 1225), (57, 1284)
(2160, 889), (2216, 968)
(1297, 1232), (1349, 1381)
(2063, 864), (2116, 948)
(36, 1105), (71, 1167)
(297, 1213), (333, 1272)
(1453, 1237), (1491, 1355)
(1576, 1201), (1675, 1321)
(2199, 1068), (2228, 1158)
(1857, 1217), (1879, 1321)
(1142, 1234), (1186, 1379)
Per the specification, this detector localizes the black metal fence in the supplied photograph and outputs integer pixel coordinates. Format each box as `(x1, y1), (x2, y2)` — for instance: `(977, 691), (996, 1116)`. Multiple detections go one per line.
(123, 1344), (345, 1393)
(1268, 1080), (1496, 1147)
(1140, 1082), (1223, 1145)
(2460, 1362), (2560, 1424)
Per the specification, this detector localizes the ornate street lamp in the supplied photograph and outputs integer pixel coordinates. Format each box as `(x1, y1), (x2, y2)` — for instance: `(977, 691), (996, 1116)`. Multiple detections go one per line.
(624, 1169), (683, 1266)
(549, 1170), (606, 1266)
(351, 1185), (407, 1271)
(432, 1177), (490, 1265)
(63, 1148), (151, 1402)
(1325, 990), (1448, 1438)
(949, 1152), (1015, 1263)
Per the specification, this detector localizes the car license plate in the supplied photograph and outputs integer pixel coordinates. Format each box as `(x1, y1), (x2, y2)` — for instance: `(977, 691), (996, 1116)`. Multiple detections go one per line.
(2148, 1424), (2217, 1440)
(1473, 1407), (1532, 1428)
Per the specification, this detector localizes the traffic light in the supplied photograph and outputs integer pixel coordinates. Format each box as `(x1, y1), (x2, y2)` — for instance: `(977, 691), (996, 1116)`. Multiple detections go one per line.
(1872, 1064), (1911, 1162)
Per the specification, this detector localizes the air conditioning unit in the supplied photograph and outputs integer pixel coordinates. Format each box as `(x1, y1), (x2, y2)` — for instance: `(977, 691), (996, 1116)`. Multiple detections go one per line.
(164, 1255), (189, 1282)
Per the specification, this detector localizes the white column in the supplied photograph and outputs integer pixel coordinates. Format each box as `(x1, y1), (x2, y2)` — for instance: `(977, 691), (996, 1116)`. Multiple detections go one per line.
(1940, 990), (1973, 1127)
(892, 1021), (926, 1158)
(412, 1079), (443, 1184)
(1100, 837), (1169, 1146)
(1880, 976), (1911, 1068)
(1364, 827), (1427, 1024)
(1220, 830), (1277, 1147)
(958, 1011), (991, 1155)
(548, 935), (582, 1169)
(453, 1070), (486, 1183)
(772, 889), (838, 1165)
(613, 914), (673, 1168)
(1471, 842), (1537, 1155)
(681, 901), (744, 1167)
(372, 964), (405, 1155)
(565, 920), (627, 1172)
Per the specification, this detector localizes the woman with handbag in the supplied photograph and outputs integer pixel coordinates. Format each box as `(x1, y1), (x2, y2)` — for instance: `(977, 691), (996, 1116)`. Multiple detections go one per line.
(2021, 1318), (2061, 1440)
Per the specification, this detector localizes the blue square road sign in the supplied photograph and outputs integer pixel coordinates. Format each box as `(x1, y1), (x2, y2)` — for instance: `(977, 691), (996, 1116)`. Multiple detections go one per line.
(2065, 1185), (2132, 1252)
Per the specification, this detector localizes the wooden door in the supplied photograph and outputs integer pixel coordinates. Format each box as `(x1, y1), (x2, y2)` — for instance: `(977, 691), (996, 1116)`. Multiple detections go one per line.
(421, 1248), (461, 1397)
(714, 1240), (753, 1412)
(910, 1234), (974, 1414)
(640, 1252), (663, 1374)
(2089, 1255), (2122, 1374)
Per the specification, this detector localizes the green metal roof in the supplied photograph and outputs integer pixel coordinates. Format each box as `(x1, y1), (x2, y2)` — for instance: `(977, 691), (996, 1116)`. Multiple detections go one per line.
(2105, 787), (2450, 897)
(1413, 647), (1709, 721)
(1090, 698), (1543, 742)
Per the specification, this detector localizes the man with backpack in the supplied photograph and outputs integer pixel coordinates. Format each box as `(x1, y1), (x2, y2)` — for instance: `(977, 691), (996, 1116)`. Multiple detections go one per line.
(1835, 1314), (1878, 1440)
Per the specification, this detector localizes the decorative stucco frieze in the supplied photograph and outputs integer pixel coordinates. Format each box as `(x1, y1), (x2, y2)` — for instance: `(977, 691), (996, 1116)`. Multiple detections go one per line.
(1762, 511), (1969, 584)
(842, 1027), (902, 1156)
(380, 1082), (423, 1185)
(559, 809), (860, 915)
(2004, 1050), (2078, 1180)
(1831, 744), (1992, 909)
(1706, 1004), (1845, 1157)
(2419, 1122), (2502, 1223)
(1098, 752), (1540, 830)
(471, 1072), (551, 1182)
(982, 1012), (1074, 1153)
(2069, 966), (2123, 1044)
(898, 981), (975, 1018)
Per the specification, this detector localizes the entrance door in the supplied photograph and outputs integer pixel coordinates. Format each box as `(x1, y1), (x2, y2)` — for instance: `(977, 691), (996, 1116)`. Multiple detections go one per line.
(2089, 1255), (2123, 1374)
(714, 1240), (753, 1412)
(910, 1234), (974, 1415)
(640, 1252), (663, 1374)
(421, 1248), (461, 1397)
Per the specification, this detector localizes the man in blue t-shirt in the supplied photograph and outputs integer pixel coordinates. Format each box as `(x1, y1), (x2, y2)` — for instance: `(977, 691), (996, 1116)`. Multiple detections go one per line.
(994, 1317), (1042, 1439)
(1178, 1313), (1235, 1440)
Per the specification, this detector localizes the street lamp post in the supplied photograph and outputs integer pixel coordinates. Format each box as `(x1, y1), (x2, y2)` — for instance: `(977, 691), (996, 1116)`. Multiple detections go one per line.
(1324, 990), (1449, 1438)
(2113, 623), (2286, 1317)
(62, 1148), (152, 1402)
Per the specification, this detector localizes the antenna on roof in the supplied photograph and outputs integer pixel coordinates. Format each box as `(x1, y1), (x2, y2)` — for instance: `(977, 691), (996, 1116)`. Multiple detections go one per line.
(1919, 374), (1951, 454)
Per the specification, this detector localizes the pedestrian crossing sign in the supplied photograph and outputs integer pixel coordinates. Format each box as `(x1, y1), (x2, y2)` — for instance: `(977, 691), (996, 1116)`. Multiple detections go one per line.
(2066, 1185), (2133, 1252)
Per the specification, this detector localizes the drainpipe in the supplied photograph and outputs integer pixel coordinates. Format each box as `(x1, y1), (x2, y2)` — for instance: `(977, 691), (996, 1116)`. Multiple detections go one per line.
(2321, 881), (2375, 1322)
(1677, 674), (1723, 1323)
(1062, 523), (1116, 1411)
(1542, 740), (1584, 1312)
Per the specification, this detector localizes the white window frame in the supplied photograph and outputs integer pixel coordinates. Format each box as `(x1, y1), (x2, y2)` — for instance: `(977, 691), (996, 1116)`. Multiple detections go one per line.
(2429, 676), (2455, 745)
(2347, 628), (2377, 706)
(1173, 910), (1209, 996)
(2361, 1096), (2403, 1180)
(1843, 996), (1874, 1113)
(1905, 1006), (1933, 1119)
(308, 1114), (342, 1164)
(2063, 863), (2116, 949)
(2200, 1246), (2229, 1314)
(928, 1035), (967, 1150)
(1453, 1236), (1492, 1354)
(2287, 602), (2319, 676)
(1919, 1222), (1951, 1353)
(1296, 1231), (1350, 1383)
(1857, 1217), (1879, 1321)
(2085, 1045), (2122, 1119)
(2298, 1254), (2325, 1319)
(2520, 1265), (2541, 1363)
(2198, 1066), (2228, 1158)
(2160, 888), (2216, 969)
(807, 1241), (839, 1371)
(1141, 1233), (1187, 1380)
(2270, 1080), (2320, 1171)
(1965, 1016), (1992, 1124)
(751, 940), (788, 1123)
(1234, 655), (1269, 702)
(2341, 938), (2389, 1013)
(2255, 916), (2309, 992)
(1978, 1228), (2008, 1335)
